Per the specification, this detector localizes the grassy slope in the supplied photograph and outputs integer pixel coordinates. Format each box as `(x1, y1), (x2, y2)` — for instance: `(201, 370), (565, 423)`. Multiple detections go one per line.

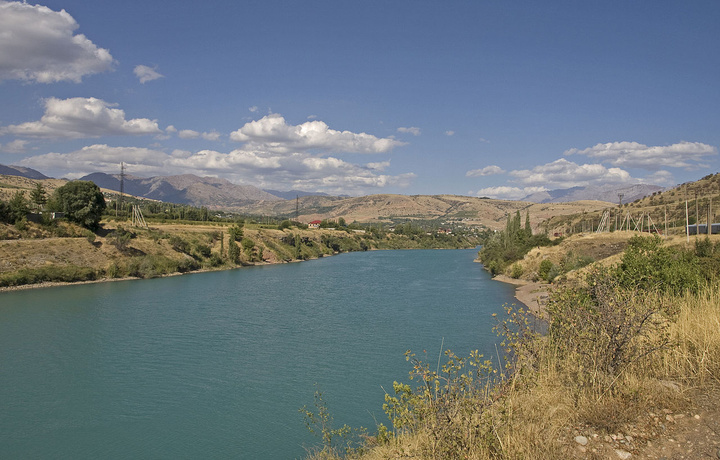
(0, 219), (479, 289)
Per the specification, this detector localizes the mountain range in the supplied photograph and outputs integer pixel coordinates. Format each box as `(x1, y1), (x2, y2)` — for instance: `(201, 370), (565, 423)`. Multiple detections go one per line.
(0, 164), (49, 180)
(78, 172), (282, 206)
(1, 164), (664, 209)
(522, 183), (664, 204)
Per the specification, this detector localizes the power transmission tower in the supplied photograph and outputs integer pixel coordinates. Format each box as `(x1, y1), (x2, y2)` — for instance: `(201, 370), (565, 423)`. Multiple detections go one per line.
(131, 204), (148, 229)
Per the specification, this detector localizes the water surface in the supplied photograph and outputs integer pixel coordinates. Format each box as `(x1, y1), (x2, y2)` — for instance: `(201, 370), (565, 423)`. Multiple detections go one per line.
(0, 248), (515, 458)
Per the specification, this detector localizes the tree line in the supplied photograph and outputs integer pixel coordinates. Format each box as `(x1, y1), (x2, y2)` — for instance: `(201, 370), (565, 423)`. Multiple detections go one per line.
(0, 181), (106, 230)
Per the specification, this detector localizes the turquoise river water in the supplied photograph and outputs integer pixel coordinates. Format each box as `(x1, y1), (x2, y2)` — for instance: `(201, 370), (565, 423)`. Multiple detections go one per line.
(0, 248), (516, 459)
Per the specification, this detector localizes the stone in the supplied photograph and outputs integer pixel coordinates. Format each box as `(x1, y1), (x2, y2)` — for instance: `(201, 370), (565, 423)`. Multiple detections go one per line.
(615, 449), (632, 459)
(574, 435), (589, 446)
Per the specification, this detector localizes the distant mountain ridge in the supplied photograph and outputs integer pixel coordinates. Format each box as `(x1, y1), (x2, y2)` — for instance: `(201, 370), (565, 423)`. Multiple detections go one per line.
(0, 164), (48, 180)
(79, 172), (282, 206)
(262, 189), (330, 200)
(522, 183), (664, 204)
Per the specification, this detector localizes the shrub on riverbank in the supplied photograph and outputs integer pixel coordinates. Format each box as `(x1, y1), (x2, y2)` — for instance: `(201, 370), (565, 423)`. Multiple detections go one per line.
(303, 236), (720, 459)
(0, 264), (98, 287)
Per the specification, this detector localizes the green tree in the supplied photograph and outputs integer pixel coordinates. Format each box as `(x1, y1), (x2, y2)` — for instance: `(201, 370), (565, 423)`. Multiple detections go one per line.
(8, 191), (29, 223)
(228, 240), (240, 263)
(524, 210), (532, 236)
(49, 181), (106, 230)
(228, 224), (244, 241)
(29, 183), (47, 212)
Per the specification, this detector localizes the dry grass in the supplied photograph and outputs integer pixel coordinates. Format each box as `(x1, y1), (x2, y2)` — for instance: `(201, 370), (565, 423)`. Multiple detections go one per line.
(305, 280), (720, 460)
(663, 287), (720, 387)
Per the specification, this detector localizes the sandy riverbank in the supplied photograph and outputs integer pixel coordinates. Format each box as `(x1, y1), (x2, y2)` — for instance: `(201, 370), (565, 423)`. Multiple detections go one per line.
(492, 274), (550, 318)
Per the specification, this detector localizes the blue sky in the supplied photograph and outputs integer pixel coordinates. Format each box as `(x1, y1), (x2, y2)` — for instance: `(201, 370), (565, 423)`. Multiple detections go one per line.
(0, 0), (718, 199)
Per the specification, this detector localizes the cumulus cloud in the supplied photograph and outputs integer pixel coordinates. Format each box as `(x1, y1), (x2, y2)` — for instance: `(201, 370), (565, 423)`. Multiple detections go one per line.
(0, 97), (162, 139)
(178, 129), (200, 139)
(397, 126), (421, 136)
(509, 158), (633, 189)
(0, 1), (114, 83)
(177, 129), (221, 141)
(19, 143), (415, 195)
(230, 114), (405, 154)
(202, 131), (221, 141)
(133, 65), (164, 83)
(466, 165), (505, 177)
(0, 139), (29, 154)
(643, 170), (675, 186)
(248, 106), (258, 113)
(445, 130), (455, 136)
(471, 186), (547, 201)
(565, 141), (717, 170)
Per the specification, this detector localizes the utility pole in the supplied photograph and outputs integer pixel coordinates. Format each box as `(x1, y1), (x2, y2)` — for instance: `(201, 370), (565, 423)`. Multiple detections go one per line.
(117, 162), (125, 217)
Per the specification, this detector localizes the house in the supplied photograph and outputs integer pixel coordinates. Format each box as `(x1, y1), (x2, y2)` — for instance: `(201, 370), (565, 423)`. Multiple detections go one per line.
(308, 220), (322, 229)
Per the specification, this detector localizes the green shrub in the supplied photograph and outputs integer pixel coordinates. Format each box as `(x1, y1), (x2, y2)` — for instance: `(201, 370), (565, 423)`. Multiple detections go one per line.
(511, 262), (523, 279)
(538, 259), (553, 281)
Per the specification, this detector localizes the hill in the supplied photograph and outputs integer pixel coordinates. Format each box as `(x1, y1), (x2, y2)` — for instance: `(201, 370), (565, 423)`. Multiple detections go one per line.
(542, 171), (720, 236)
(0, 164), (49, 180)
(229, 193), (612, 231)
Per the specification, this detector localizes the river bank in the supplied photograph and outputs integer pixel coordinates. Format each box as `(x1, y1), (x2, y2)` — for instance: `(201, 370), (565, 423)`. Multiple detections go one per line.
(490, 274), (550, 318)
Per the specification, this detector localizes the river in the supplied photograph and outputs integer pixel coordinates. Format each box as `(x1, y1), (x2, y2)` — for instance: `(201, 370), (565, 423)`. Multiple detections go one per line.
(0, 248), (515, 459)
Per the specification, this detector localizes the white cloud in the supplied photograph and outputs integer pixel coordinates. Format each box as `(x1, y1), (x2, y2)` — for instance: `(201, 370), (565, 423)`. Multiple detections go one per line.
(366, 161), (390, 171)
(510, 158), (634, 189)
(177, 129), (220, 141)
(0, 97), (162, 139)
(445, 130), (455, 136)
(0, 1), (114, 83)
(643, 170), (674, 186)
(0, 139), (29, 154)
(471, 186), (547, 201)
(230, 114), (405, 154)
(202, 131), (221, 141)
(466, 165), (505, 177)
(565, 141), (717, 170)
(397, 126), (421, 136)
(248, 106), (258, 113)
(19, 143), (415, 195)
(178, 129), (200, 139)
(165, 125), (177, 133)
(134, 65), (164, 83)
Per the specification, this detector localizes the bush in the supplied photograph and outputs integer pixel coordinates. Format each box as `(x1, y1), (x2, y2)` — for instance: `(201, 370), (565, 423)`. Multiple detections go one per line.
(618, 235), (704, 295)
(538, 259), (553, 281)
(511, 262), (523, 279)
(0, 265), (97, 287)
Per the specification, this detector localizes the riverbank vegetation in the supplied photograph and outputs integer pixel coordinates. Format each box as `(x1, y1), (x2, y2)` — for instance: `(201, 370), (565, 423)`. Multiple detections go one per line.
(302, 235), (720, 459)
(0, 187), (480, 289)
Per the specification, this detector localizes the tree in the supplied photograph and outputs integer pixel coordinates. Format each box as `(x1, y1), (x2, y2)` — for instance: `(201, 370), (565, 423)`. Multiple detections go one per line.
(29, 183), (47, 212)
(49, 181), (106, 230)
(8, 191), (29, 223)
(228, 240), (240, 263)
(524, 210), (532, 236)
(228, 224), (244, 241)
